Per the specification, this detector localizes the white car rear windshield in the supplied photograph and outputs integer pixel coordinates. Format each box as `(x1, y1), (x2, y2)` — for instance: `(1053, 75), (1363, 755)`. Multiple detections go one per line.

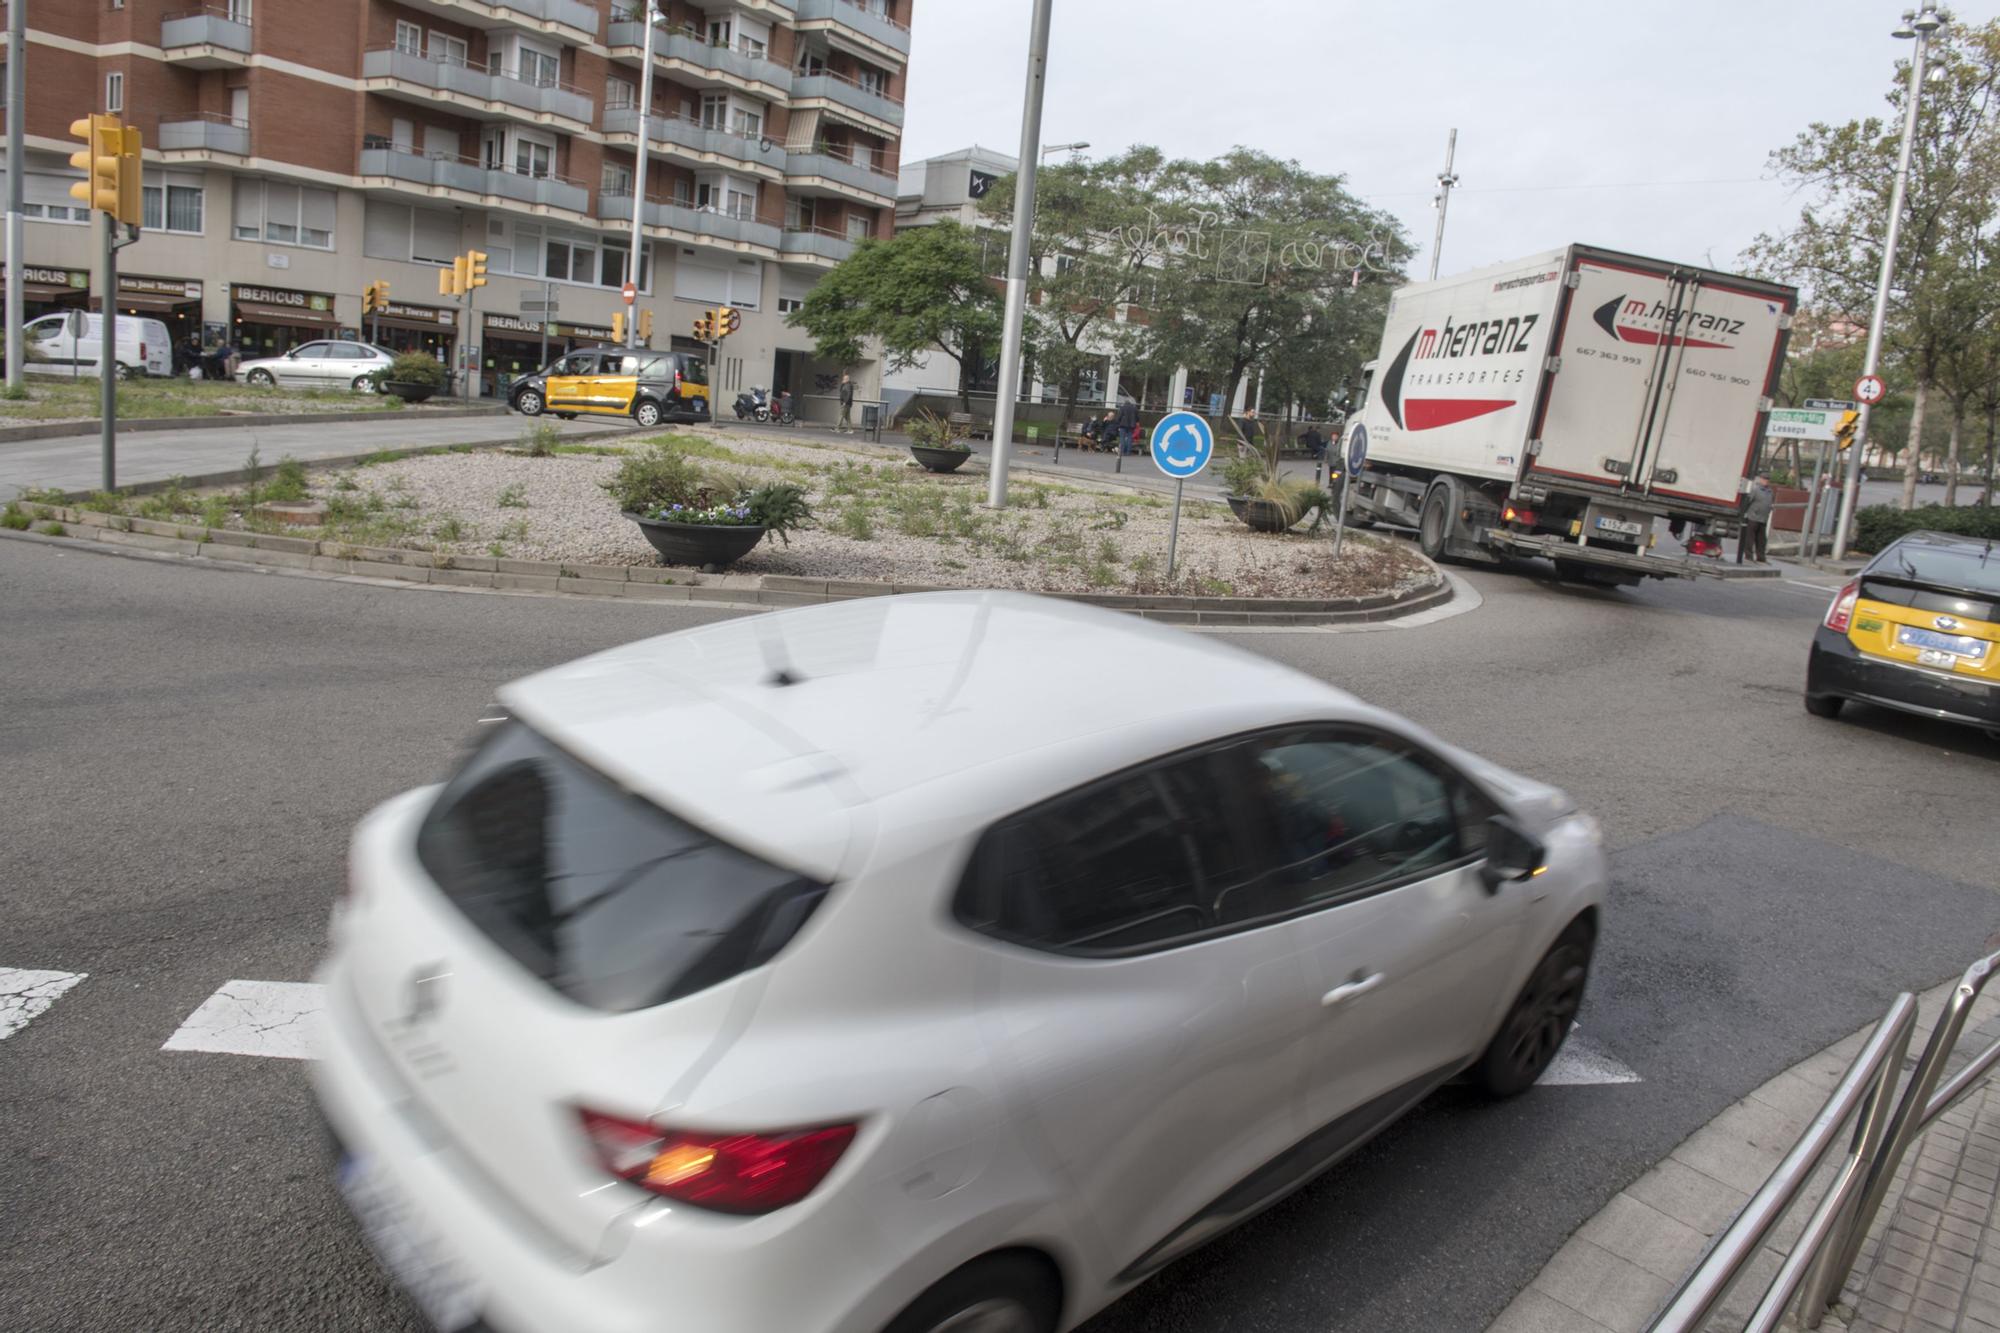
(415, 723), (828, 1012)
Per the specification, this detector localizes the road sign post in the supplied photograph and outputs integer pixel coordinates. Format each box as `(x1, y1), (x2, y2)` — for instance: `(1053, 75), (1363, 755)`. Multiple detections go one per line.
(1150, 410), (1214, 580)
(1332, 423), (1369, 561)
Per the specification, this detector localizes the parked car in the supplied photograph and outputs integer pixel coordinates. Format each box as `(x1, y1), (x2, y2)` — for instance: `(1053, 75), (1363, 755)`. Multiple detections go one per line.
(1806, 529), (2000, 741)
(236, 340), (396, 391)
(506, 347), (711, 427)
(313, 592), (1607, 1333)
(19, 311), (171, 379)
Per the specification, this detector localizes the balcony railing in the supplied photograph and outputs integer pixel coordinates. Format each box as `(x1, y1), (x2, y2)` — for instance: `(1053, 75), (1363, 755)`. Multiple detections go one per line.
(359, 145), (589, 214)
(602, 105), (787, 172)
(363, 47), (594, 126)
(790, 67), (903, 127)
(607, 19), (791, 89)
(481, 0), (599, 37)
(786, 148), (895, 198)
(160, 7), (252, 55)
(794, 0), (910, 57)
(158, 112), (249, 156)
(781, 224), (858, 262)
(599, 192), (783, 250)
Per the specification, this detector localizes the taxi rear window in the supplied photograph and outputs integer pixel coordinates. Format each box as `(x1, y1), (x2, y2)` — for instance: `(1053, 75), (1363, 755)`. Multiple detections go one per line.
(1867, 540), (2000, 614)
(679, 355), (708, 386)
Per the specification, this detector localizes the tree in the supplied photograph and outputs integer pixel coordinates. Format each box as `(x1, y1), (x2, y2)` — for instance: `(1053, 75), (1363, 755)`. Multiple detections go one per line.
(1745, 20), (2000, 509)
(784, 221), (1001, 408)
(978, 148), (1169, 412)
(1128, 148), (1411, 418)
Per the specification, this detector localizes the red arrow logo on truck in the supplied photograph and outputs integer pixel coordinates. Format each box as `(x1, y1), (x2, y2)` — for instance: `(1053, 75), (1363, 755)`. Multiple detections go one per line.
(1591, 296), (1736, 350)
(1380, 327), (1517, 431)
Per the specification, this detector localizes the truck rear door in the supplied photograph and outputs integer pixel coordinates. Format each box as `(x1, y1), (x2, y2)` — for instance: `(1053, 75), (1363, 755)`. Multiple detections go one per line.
(1531, 255), (1790, 509)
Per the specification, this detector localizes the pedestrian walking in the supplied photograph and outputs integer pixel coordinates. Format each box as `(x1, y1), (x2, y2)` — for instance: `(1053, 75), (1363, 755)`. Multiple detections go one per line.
(836, 372), (855, 433)
(1739, 472), (1774, 564)
(1114, 395), (1139, 456)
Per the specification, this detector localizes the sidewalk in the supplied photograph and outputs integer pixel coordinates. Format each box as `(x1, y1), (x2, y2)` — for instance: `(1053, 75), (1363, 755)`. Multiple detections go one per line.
(1486, 978), (2000, 1333)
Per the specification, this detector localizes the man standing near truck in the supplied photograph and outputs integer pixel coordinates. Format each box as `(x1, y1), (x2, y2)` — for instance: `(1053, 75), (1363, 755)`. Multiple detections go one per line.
(1739, 473), (1774, 564)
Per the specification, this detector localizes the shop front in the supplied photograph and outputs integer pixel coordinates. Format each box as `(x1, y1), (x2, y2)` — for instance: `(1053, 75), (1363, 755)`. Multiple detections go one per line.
(368, 300), (458, 362)
(3, 265), (91, 321)
(229, 284), (340, 360)
(101, 275), (204, 369)
(480, 314), (617, 397)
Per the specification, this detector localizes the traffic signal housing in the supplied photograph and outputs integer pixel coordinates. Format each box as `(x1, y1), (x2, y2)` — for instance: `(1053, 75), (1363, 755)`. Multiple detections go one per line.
(363, 280), (390, 314)
(639, 309), (654, 344)
(438, 267), (457, 297)
(451, 255), (472, 295)
(693, 313), (714, 343)
(1834, 410), (1860, 451)
(612, 311), (627, 343)
(69, 114), (142, 226)
(712, 305), (742, 339)
(466, 251), (489, 289)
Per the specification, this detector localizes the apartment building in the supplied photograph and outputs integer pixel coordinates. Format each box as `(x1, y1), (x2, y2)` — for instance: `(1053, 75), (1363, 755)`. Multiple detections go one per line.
(0, 0), (911, 400)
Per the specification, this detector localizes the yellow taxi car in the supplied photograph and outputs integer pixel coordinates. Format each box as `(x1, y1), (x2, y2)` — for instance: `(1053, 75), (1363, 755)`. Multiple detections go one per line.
(507, 347), (709, 427)
(1806, 529), (2000, 741)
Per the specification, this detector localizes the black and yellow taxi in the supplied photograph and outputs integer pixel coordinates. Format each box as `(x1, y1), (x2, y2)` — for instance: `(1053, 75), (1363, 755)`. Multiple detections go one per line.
(507, 347), (709, 428)
(1806, 529), (2000, 741)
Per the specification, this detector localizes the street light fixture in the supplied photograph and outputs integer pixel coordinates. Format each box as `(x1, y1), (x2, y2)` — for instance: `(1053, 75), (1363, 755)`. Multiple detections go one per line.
(1831, 2), (1946, 560)
(1041, 141), (1089, 160)
(625, 3), (663, 348)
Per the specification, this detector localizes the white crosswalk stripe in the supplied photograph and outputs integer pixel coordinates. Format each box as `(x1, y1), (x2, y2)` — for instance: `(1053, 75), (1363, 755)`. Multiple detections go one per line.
(161, 979), (326, 1061)
(1541, 1029), (1643, 1087)
(0, 968), (88, 1041)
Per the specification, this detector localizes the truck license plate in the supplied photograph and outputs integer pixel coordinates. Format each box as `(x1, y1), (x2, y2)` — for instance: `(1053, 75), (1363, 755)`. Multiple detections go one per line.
(1595, 516), (1644, 537)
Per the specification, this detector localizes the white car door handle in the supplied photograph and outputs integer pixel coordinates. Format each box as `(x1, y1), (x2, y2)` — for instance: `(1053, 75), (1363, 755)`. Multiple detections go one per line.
(1321, 974), (1384, 1007)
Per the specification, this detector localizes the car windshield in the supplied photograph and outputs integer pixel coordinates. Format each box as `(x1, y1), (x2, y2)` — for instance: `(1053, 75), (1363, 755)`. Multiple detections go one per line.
(1879, 541), (2000, 598)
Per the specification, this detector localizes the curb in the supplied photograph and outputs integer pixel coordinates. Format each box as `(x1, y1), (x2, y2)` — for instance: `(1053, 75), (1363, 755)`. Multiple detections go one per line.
(0, 403), (506, 444)
(7, 500), (1454, 627)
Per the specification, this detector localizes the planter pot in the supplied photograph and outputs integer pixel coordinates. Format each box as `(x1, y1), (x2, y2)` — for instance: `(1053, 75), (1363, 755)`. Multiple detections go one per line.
(910, 444), (972, 473)
(381, 380), (439, 404)
(625, 511), (766, 570)
(1227, 494), (1297, 533)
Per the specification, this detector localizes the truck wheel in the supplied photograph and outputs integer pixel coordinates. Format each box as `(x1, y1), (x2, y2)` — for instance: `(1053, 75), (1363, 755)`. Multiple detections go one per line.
(1418, 480), (1457, 560)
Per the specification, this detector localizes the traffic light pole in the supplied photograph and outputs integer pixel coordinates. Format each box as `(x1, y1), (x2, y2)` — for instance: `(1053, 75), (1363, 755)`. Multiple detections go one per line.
(985, 0), (1053, 509)
(4, 0), (26, 392)
(101, 214), (119, 490)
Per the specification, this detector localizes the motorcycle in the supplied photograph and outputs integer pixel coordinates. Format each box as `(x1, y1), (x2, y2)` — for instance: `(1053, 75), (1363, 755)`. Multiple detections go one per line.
(731, 390), (761, 422)
(732, 387), (797, 425)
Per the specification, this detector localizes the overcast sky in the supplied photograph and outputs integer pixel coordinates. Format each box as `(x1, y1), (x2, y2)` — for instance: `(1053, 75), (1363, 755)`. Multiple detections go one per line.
(901, 0), (2000, 282)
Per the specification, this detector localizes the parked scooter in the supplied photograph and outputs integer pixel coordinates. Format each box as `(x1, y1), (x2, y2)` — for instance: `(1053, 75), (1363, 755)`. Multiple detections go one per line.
(732, 387), (797, 425)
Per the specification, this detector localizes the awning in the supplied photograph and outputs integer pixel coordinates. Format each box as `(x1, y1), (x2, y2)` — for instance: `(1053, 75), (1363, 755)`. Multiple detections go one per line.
(101, 291), (201, 313)
(785, 107), (822, 152)
(233, 300), (338, 328)
(1, 280), (89, 303)
(374, 312), (457, 336)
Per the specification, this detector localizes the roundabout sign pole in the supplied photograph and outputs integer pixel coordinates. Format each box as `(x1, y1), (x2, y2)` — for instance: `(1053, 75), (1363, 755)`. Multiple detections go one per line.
(1150, 411), (1214, 580)
(1332, 422), (1367, 561)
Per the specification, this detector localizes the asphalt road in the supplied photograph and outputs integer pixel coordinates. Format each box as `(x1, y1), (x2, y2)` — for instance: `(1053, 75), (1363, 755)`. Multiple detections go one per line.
(1, 534), (1995, 1333)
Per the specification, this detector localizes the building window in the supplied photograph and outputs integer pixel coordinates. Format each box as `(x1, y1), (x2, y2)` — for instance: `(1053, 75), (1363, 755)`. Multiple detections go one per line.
(514, 137), (553, 178)
(234, 180), (336, 249)
(732, 107), (762, 139)
(428, 32), (469, 66)
(105, 72), (123, 113)
(394, 21), (422, 54)
(142, 179), (204, 234)
(699, 94), (727, 130)
(707, 18), (730, 46)
(226, 0), (252, 22)
(726, 187), (755, 220)
(602, 163), (632, 198)
(778, 296), (803, 314)
(517, 45), (559, 88)
(857, 67), (884, 97)
(606, 75), (635, 111)
(846, 212), (871, 241)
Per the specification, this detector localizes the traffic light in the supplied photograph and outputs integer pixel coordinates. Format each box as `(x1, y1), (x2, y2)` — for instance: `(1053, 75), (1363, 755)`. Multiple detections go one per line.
(438, 266), (457, 297)
(693, 313), (713, 342)
(69, 114), (141, 225)
(1834, 410), (1860, 451)
(711, 305), (742, 339)
(639, 309), (653, 344)
(612, 311), (627, 343)
(466, 251), (489, 289)
(363, 280), (390, 314)
(451, 255), (472, 295)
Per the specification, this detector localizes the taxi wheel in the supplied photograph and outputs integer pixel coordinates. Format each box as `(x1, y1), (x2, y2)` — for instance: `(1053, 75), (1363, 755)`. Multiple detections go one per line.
(1805, 693), (1845, 719)
(633, 400), (664, 429)
(515, 388), (544, 417)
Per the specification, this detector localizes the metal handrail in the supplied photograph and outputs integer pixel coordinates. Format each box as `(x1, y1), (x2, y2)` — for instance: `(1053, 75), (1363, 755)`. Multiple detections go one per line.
(166, 110), (250, 128)
(791, 63), (903, 104)
(164, 5), (250, 24)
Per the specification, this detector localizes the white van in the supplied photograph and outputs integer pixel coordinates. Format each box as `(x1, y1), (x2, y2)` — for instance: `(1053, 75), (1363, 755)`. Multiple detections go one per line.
(19, 311), (172, 379)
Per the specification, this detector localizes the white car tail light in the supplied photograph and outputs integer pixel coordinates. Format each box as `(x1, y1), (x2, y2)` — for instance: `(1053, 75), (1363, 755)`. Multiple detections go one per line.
(576, 1109), (855, 1215)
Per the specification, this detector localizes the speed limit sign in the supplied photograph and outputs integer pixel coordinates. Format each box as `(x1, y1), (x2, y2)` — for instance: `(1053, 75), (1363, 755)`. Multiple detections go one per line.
(1855, 374), (1887, 406)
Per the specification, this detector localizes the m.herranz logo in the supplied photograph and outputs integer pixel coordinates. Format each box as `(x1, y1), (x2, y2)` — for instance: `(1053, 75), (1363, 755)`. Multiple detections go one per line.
(1590, 296), (1742, 350)
(1377, 312), (1529, 431)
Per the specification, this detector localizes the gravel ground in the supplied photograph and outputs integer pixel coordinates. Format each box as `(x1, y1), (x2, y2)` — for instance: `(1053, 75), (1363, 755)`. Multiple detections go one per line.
(190, 429), (1438, 599)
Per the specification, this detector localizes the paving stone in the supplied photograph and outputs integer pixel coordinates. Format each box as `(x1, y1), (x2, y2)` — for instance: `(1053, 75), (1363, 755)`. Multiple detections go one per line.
(492, 574), (559, 593)
(1624, 1156), (1753, 1236)
(1484, 1287), (1614, 1333)
(1528, 1238), (1673, 1333)
(1574, 1191), (1710, 1283)
(428, 567), (494, 588)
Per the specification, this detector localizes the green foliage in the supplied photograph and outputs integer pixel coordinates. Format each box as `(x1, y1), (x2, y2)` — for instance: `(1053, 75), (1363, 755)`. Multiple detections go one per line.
(905, 409), (970, 451)
(1854, 503), (2000, 553)
(17, 487), (68, 506)
(601, 440), (707, 514)
(496, 483), (529, 509)
(39, 521), (66, 537)
(79, 490), (128, 514)
(1220, 453), (1269, 498)
(786, 221), (1001, 401)
(520, 421), (562, 457)
(497, 517), (531, 543)
(744, 483), (814, 544)
(381, 353), (447, 390)
(0, 384), (27, 401)
(432, 514), (468, 543)
(199, 495), (232, 529)
(263, 456), (310, 503)
(1, 503), (29, 530)
(835, 503), (877, 540)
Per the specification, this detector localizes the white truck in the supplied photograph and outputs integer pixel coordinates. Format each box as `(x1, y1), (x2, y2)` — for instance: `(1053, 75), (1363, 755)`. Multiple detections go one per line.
(1342, 244), (1797, 584)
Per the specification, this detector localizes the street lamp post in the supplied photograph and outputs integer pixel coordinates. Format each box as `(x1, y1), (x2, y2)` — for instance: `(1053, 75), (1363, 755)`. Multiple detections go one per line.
(986, 0), (1055, 510)
(625, 3), (661, 348)
(1428, 127), (1459, 282)
(1832, 4), (1945, 560)
(5, 0), (26, 391)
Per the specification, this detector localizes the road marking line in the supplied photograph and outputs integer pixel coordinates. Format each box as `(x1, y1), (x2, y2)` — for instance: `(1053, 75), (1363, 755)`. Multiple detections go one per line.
(163, 979), (325, 1061)
(0, 968), (87, 1041)
(1541, 1030), (1642, 1087)
(1774, 580), (1845, 596)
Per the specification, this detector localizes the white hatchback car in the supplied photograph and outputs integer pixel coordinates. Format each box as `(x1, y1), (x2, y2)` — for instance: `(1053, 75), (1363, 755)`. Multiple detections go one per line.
(313, 592), (1607, 1333)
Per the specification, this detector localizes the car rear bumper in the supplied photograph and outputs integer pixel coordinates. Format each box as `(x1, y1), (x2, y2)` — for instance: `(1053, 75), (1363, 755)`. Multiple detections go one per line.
(1807, 629), (2000, 728)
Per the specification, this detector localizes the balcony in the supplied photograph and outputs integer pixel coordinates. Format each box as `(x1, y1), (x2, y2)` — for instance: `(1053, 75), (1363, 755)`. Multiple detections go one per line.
(493, 0), (598, 36)
(683, 0), (796, 20)
(790, 69), (903, 130)
(158, 113), (249, 157)
(599, 193), (783, 252)
(362, 47), (594, 129)
(391, 0), (598, 41)
(359, 145), (589, 215)
(159, 7), (252, 68)
(781, 225), (857, 264)
(607, 19), (790, 94)
(602, 106), (787, 177)
(785, 149), (896, 201)
(794, 0), (910, 61)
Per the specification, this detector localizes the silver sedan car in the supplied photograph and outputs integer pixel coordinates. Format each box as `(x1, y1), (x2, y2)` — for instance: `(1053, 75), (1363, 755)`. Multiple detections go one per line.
(237, 340), (396, 392)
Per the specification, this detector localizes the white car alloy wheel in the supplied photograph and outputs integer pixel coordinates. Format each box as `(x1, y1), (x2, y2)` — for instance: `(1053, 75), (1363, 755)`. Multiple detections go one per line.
(246, 369), (275, 387)
(353, 374), (378, 394)
(634, 400), (662, 428)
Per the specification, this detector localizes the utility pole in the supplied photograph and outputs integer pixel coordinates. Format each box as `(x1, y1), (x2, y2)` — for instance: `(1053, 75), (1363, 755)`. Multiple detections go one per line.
(1428, 128), (1459, 282)
(5, 0), (26, 391)
(626, 2), (660, 349)
(1833, 5), (1945, 560)
(985, 0), (1054, 510)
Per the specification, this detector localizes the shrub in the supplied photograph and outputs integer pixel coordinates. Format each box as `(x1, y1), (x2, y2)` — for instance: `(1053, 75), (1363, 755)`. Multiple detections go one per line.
(905, 409), (970, 451)
(380, 352), (447, 390)
(1, 503), (29, 531)
(496, 483), (529, 508)
(601, 441), (707, 514)
(744, 483), (813, 544)
(1854, 503), (2000, 555)
(520, 421), (562, 457)
(263, 456), (310, 503)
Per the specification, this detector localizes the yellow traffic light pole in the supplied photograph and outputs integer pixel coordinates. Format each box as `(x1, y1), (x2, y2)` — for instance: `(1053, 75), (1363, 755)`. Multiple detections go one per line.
(70, 114), (143, 490)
